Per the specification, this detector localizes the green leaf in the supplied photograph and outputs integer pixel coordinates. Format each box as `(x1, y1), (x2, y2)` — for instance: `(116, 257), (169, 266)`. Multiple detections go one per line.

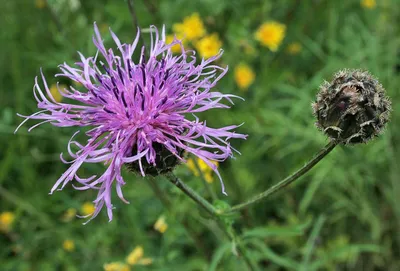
(208, 242), (232, 271)
(242, 217), (312, 239)
(246, 239), (299, 270)
(299, 215), (326, 271)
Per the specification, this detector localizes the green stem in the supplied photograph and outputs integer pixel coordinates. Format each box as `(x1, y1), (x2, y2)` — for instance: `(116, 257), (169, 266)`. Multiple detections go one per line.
(216, 219), (258, 271)
(165, 172), (257, 270)
(146, 176), (209, 258)
(165, 172), (218, 216)
(222, 140), (337, 214)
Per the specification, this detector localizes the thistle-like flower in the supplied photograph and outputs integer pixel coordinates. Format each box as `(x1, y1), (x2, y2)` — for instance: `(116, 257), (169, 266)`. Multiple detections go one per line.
(313, 69), (391, 144)
(16, 23), (246, 222)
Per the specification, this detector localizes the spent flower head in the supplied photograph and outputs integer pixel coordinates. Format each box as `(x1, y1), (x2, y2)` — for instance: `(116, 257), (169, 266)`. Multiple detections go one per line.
(16, 23), (246, 222)
(313, 69), (391, 144)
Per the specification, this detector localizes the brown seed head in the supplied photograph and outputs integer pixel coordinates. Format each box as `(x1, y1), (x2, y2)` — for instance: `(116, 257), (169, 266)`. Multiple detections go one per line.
(312, 69), (391, 144)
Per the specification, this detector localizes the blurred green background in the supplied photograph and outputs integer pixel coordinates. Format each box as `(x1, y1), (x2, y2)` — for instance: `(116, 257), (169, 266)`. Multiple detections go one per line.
(1, 0), (399, 270)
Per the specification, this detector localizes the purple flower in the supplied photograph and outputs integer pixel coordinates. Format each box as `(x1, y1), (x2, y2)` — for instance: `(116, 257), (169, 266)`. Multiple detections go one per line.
(16, 23), (246, 222)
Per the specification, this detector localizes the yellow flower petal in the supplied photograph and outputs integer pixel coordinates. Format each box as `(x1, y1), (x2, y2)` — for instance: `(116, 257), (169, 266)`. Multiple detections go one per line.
(187, 158), (218, 182)
(234, 63), (255, 90)
(195, 33), (222, 59)
(197, 158), (218, 173)
(138, 258), (153, 266)
(173, 13), (206, 41)
(104, 262), (131, 271)
(166, 34), (184, 54)
(35, 0), (46, 9)
(204, 172), (214, 183)
(63, 239), (75, 252)
(81, 202), (95, 216)
(286, 42), (302, 55)
(126, 246), (144, 265)
(255, 21), (286, 52)
(361, 0), (376, 9)
(186, 158), (200, 176)
(154, 216), (168, 233)
(0, 212), (15, 232)
(49, 84), (65, 103)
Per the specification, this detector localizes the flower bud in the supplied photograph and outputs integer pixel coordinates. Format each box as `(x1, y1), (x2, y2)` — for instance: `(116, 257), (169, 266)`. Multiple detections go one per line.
(313, 69), (391, 144)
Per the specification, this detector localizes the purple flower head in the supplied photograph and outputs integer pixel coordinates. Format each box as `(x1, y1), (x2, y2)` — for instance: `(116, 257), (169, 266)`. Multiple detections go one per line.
(16, 23), (246, 222)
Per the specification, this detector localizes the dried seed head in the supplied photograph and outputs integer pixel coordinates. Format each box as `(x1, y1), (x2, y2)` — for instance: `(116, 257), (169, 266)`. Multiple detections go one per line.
(312, 69), (391, 144)
(125, 143), (185, 176)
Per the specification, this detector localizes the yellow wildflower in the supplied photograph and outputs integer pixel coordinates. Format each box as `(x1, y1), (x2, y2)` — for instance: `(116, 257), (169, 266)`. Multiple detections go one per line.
(138, 258), (153, 265)
(361, 0), (376, 9)
(0, 212), (15, 232)
(186, 158), (218, 183)
(126, 246), (144, 265)
(186, 158), (200, 176)
(63, 239), (75, 252)
(255, 21), (286, 52)
(286, 42), (302, 55)
(201, 159), (218, 170)
(234, 63), (255, 90)
(35, 0), (46, 9)
(173, 13), (206, 41)
(50, 84), (65, 103)
(81, 202), (95, 216)
(195, 33), (222, 59)
(203, 172), (214, 183)
(104, 262), (131, 271)
(154, 215), (168, 233)
(166, 34), (183, 54)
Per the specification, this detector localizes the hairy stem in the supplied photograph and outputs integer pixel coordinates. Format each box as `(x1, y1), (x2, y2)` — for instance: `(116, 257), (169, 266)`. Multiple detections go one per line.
(146, 176), (209, 258)
(222, 140), (337, 214)
(165, 172), (218, 216)
(165, 172), (257, 270)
